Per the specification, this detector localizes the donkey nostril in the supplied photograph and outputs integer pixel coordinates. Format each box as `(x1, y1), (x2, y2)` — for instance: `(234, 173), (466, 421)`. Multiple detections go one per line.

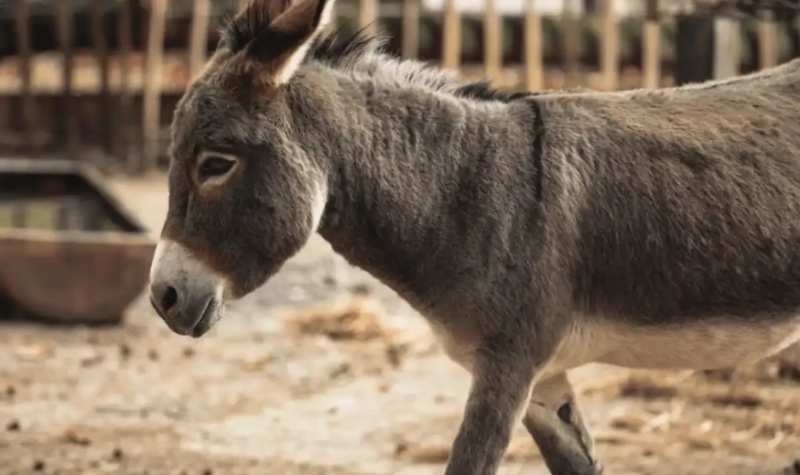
(161, 285), (179, 312)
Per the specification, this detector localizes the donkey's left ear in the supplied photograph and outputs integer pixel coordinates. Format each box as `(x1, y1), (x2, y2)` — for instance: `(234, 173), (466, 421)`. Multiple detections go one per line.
(247, 0), (336, 85)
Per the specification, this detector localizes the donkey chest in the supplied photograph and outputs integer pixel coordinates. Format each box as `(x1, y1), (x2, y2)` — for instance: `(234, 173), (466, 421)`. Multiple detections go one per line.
(428, 320), (481, 373)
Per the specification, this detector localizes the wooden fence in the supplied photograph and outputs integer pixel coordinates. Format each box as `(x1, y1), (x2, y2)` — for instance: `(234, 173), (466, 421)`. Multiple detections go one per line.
(0, 0), (798, 175)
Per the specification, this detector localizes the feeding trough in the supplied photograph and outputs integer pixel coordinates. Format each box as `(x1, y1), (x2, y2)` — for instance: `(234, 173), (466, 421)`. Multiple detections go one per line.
(0, 158), (156, 325)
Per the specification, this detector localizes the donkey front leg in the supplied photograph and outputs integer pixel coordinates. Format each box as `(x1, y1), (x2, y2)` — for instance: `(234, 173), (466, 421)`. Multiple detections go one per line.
(443, 348), (539, 475)
(523, 372), (602, 475)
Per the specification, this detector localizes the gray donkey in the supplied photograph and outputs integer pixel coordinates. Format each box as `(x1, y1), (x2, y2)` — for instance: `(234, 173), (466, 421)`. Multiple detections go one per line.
(147, 0), (800, 472)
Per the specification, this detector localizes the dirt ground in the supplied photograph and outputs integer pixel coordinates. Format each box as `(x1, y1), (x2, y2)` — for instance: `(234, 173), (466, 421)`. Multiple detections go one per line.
(3, 175), (800, 475)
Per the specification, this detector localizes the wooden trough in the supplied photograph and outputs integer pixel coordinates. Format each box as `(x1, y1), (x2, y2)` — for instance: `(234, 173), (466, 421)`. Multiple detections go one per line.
(0, 158), (156, 325)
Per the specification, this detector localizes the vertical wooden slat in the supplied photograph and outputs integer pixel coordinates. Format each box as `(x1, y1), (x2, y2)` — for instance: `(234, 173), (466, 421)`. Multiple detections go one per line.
(402, 0), (420, 60)
(758, 11), (778, 70)
(484, 0), (502, 82)
(562, 0), (580, 89)
(523, 0), (542, 91)
(143, 0), (169, 174)
(118, 0), (135, 172)
(14, 0), (35, 152)
(119, 0), (134, 171)
(190, 0), (212, 80)
(713, 17), (739, 79)
(56, 0), (80, 161)
(359, 0), (378, 35)
(642, 0), (660, 89)
(599, 0), (619, 91)
(442, 0), (461, 70)
(89, 0), (112, 164)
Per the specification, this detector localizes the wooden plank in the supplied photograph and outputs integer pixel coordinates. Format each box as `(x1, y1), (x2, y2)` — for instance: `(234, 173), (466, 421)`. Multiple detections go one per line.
(713, 17), (739, 79)
(402, 0), (420, 60)
(599, 0), (619, 91)
(562, 0), (580, 88)
(359, 0), (378, 35)
(642, 0), (660, 89)
(189, 0), (212, 80)
(13, 0), (35, 152)
(118, 0), (134, 172)
(523, 0), (542, 91)
(442, 0), (462, 70)
(143, 0), (169, 174)
(758, 11), (778, 70)
(484, 0), (502, 82)
(89, 0), (112, 162)
(55, 0), (80, 161)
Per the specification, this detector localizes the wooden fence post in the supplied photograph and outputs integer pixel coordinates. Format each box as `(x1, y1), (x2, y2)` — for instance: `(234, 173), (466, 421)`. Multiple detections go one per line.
(190, 0), (212, 80)
(642, 0), (660, 89)
(359, 0), (378, 35)
(402, 0), (420, 60)
(442, 0), (462, 71)
(484, 0), (502, 83)
(119, 0), (135, 172)
(56, 0), (80, 161)
(599, 0), (619, 91)
(758, 10), (778, 70)
(523, 0), (543, 91)
(13, 0), (35, 153)
(89, 0), (112, 164)
(562, 0), (580, 89)
(713, 17), (739, 79)
(143, 0), (169, 174)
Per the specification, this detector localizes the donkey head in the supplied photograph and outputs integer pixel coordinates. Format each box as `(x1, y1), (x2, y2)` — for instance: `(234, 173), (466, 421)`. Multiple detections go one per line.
(148, 0), (335, 337)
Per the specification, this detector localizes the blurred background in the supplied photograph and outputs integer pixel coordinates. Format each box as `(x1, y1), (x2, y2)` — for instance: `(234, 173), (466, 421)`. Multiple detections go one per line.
(2, 1), (800, 474)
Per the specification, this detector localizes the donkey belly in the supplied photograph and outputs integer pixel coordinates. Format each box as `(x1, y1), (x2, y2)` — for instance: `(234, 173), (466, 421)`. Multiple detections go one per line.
(550, 315), (800, 374)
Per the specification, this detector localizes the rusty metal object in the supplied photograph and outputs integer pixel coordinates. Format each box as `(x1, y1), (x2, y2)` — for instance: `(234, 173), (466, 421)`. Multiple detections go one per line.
(0, 157), (155, 325)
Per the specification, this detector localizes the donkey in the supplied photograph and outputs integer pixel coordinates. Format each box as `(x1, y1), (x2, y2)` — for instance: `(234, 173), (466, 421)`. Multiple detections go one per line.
(147, 0), (800, 473)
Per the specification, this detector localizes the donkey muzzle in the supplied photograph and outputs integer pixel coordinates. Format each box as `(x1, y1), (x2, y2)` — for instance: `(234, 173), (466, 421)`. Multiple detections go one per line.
(149, 239), (227, 338)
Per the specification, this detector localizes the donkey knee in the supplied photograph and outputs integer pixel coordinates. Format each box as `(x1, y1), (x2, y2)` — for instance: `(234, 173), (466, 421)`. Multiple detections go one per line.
(523, 372), (602, 475)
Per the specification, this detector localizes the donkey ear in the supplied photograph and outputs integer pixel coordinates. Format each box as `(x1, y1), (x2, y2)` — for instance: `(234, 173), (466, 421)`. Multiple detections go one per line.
(246, 0), (336, 84)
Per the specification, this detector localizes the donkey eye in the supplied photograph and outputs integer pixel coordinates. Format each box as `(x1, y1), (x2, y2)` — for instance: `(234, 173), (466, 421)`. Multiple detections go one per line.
(199, 156), (235, 181)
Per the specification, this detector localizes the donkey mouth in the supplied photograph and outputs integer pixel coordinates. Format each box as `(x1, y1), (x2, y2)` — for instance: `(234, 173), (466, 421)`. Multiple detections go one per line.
(189, 298), (220, 338)
(149, 295), (221, 338)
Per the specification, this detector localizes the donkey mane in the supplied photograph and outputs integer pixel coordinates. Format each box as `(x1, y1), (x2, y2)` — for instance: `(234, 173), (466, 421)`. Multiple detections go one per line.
(311, 29), (549, 103)
(309, 27), (377, 66)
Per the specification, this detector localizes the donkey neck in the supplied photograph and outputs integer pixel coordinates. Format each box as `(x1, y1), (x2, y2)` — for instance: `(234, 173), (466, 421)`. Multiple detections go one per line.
(293, 72), (539, 306)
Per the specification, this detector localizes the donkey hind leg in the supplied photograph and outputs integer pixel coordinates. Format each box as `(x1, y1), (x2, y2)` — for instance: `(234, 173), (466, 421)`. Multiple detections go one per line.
(523, 371), (602, 475)
(443, 346), (542, 475)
